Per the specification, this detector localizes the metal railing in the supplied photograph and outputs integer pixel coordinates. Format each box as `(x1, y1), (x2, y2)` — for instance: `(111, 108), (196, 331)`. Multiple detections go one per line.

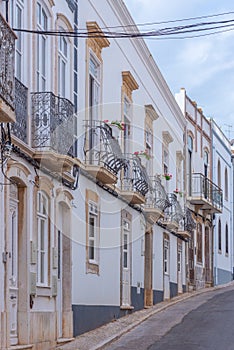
(31, 92), (75, 157)
(145, 175), (171, 211)
(121, 155), (150, 197)
(164, 193), (184, 226)
(11, 78), (28, 143)
(0, 14), (16, 110)
(83, 120), (127, 175)
(188, 173), (223, 211)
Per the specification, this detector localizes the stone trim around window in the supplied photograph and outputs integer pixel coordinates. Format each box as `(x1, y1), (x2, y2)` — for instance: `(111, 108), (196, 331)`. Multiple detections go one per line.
(85, 189), (100, 275)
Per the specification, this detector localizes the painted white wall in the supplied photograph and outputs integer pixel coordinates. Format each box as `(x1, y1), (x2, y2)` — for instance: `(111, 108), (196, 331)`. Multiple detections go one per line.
(212, 120), (233, 283)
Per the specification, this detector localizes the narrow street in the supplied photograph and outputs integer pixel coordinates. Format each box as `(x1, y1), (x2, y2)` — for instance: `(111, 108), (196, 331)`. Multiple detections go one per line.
(103, 283), (234, 350)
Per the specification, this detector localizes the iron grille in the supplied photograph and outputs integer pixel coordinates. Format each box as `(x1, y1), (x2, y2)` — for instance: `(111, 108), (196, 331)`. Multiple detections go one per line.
(83, 120), (127, 175)
(31, 92), (75, 157)
(0, 14), (16, 110)
(11, 78), (28, 143)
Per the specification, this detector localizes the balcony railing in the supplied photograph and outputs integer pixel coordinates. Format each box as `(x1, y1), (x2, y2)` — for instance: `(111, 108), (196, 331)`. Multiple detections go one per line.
(31, 92), (75, 157)
(163, 193), (184, 230)
(188, 173), (223, 212)
(0, 14), (16, 111)
(11, 78), (28, 143)
(145, 175), (171, 211)
(121, 155), (149, 198)
(184, 208), (196, 232)
(83, 120), (127, 176)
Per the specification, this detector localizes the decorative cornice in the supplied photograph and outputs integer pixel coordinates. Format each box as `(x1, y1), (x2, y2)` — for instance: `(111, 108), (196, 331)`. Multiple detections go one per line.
(145, 104), (159, 122)
(86, 21), (110, 49)
(162, 131), (173, 145)
(122, 71), (139, 91)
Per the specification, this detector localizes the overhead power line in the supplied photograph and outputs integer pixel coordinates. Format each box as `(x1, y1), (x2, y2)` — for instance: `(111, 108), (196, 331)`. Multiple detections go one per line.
(13, 14), (234, 40)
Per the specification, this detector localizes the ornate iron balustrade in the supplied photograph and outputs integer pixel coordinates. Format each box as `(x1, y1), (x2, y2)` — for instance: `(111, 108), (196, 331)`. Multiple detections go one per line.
(145, 175), (171, 211)
(121, 155), (149, 197)
(83, 120), (127, 175)
(11, 78), (28, 143)
(164, 193), (184, 226)
(188, 173), (223, 211)
(0, 14), (16, 110)
(184, 207), (196, 232)
(31, 92), (75, 157)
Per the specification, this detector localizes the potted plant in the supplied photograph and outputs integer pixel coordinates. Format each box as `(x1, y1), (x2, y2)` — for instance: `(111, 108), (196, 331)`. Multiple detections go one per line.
(163, 173), (172, 181)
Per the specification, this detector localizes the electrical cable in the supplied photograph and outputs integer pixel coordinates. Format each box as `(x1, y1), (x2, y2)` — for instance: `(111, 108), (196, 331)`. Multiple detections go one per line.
(12, 17), (234, 40)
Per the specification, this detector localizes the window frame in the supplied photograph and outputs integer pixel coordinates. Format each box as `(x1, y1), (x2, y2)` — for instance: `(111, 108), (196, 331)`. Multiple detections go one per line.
(88, 201), (98, 264)
(88, 52), (101, 122)
(58, 28), (69, 98)
(36, 2), (49, 92)
(225, 224), (228, 255)
(218, 219), (222, 253)
(164, 239), (169, 275)
(37, 191), (49, 286)
(196, 223), (203, 263)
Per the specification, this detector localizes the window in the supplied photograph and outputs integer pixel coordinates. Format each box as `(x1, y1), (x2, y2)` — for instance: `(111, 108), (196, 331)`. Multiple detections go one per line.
(89, 54), (100, 122)
(225, 224), (228, 255)
(58, 30), (68, 97)
(225, 167), (228, 201)
(37, 191), (49, 285)
(36, 3), (48, 91)
(164, 240), (169, 274)
(217, 160), (221, 188)
(197, 223), (202, 263)
(218, 219), (222, 252)
(123, 220), (130, 268)
(163, 149), (169, 175)
(204, 150), (208, 177)
(145, 127), (153, 174)
(123, 97), (131, 155)
(88, 202), (98, 263)
(177, 244), (182, 272)
(188, 135), (193, 196)
(10, 0), (24, 80)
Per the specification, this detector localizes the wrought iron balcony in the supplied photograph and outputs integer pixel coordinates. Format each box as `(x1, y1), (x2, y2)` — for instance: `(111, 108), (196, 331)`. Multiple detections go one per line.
(83, 120), (127, 184)
(187, 173), (223, 213)
(163, 193), (184, 231)
(121, 155), (149, 205)
(0, 14), (16, 122)
(31, 92), (75, 157)
(178, 208), (196, 239)
(144, 175), (171, 223)
(11, 78), (28, 143)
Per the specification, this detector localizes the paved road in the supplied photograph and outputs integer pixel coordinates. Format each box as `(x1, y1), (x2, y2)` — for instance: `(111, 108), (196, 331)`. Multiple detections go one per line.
(103, 284), (234, 350)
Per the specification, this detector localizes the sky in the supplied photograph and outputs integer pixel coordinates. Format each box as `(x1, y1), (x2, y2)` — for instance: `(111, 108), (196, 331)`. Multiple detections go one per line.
(124, 0), (234, 140)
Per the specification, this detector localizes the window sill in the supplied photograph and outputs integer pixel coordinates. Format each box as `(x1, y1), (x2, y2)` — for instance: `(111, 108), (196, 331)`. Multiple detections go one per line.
(120, 305), (134, 310)
(36, 286), (51, 297)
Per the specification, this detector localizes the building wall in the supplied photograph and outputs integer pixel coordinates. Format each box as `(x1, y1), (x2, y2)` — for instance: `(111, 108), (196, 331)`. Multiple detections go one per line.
(212, 120), (233, 285)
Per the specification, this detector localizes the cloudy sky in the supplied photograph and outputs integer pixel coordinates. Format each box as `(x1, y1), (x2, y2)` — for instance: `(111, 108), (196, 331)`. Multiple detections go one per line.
(124, 0), (234, 139)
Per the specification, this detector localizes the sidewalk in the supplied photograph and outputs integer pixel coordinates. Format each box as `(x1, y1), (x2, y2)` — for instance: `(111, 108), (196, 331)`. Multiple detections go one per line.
(56, 282), (234, 350)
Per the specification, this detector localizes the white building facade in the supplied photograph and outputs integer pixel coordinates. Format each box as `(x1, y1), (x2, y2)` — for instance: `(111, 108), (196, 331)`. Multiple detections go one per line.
(72, 0), (189, 336)
(0, 0), (78, 349)
(211, 120), (233, 285)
